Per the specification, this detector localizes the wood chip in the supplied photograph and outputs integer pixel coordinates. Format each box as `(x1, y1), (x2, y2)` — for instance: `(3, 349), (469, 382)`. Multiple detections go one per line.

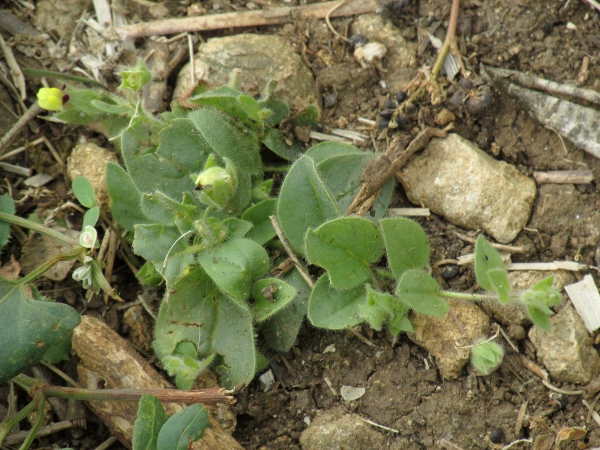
(564, 274), (600, 333)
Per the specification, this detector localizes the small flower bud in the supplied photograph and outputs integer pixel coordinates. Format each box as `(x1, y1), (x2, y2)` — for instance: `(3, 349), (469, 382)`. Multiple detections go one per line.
(119, 60), (152, 92)
(79, 225), (98, 249)
(37, 87), (66, 111)
(195, 167), (231, 189)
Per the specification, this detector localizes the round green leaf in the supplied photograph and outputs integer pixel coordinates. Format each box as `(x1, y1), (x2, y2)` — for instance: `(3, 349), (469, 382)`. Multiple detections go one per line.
(395, 269), (448, 316)
(307, 273), (367, 329)
(305, 217), (383, 290)
(251, 278), (297, 322)
(380, 218), (429, 278)
(72, 175), (96, 208)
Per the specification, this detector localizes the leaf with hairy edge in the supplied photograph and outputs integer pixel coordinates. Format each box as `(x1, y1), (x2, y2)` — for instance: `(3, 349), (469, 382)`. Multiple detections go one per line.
(380, 218), (430, 278)
(106, 162), (148, 231)
(156, 404), (208, 450)
(474, 235), (508, 292)
(0, 277), (81, 384)
(241, 198), (277, 245)
(197, 239), (269, 300)
(0, 194), (15, 250)
(307, 273), (367, 329)
(396, 269), (448, 317)
(133, 394), (168, 450)
(251, 278), (297, 322)
(277, 156), (340, 255)
(305, 217), (383, 290)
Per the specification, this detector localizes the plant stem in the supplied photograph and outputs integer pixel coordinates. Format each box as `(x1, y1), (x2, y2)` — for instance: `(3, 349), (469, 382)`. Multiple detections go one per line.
(0, 400), (37, 446)
(0, 212), (80, 247)
(263, 165), (291, 172)
(18, 248), (82, 286)
(440, 290), (516, 302)
(18, 395), (46, 450)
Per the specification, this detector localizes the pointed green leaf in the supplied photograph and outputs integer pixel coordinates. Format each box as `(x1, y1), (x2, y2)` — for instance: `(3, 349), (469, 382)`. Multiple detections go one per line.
(82, 206), (100, 229)
(307, 273), (367, 329)
(475, 235), (507, 291)
(380, 218), (430, 278)
(305, 217), (383, 290)
(396, 269), (448, 316)
(106, 162), (148, 231)
(157, 404), (208, 450)
(133, 395), (168, 450)
(260, 267), (311, 351)
(251, 278), (297, 322)
(189, 107), (262, 174)
(277, 156), (340, 255)
(72, 176), (96, 208)
(241, 198), (277, 244)
(487, 268), (511, 304)
(197, 239), (269, 299)
(155, 118), (210, 174)
(317, 153), (393, 218)
(0, 194), (16, 250)
(0, 278), (81, 384)
(133, 224), (194, 288)
(527, 305), (552, 332)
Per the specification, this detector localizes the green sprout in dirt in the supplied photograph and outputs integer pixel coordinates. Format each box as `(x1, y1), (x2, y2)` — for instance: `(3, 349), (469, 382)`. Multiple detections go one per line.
(0, 59), (562, 448)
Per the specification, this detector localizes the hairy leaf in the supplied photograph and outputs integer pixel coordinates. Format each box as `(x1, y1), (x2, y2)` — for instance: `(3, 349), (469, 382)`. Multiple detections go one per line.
(474, 235), (508, 292)
(277, 156), (340, 255)
(251, 278), (297, 322)
(241, 198), (277, 245)
(308, 273), (367, 329)
(396, 269), (448, 316)
(133, 394), (168, 450)
(157, 404), (208, 450)
(305, 217), (383, 290)
(380, 218), (430, 278)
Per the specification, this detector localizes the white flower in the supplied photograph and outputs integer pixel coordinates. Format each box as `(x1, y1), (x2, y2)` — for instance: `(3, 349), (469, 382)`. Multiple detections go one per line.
(80, 226), (97, 249)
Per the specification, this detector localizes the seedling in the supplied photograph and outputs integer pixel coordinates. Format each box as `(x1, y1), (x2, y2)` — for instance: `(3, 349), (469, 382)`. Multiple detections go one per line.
(0, 61), (562, 447)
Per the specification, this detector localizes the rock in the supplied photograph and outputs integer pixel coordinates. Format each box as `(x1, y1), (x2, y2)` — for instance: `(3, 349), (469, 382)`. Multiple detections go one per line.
(351, 14), (417, 92)
(300, 411), (385, 450)
(398, 133), (537, 244)
(34, 0), (91, 38)
(67, 142), (118, 210)
(529, 304), (600, 384)
(481, 270), (573, 326)
(174, 34), (320, 111)
(408, 299), (490, 379)
(20, 227), (80, 281)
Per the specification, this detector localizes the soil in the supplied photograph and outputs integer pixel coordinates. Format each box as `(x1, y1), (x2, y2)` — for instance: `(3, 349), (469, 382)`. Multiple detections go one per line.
(3, 0), (600, 449)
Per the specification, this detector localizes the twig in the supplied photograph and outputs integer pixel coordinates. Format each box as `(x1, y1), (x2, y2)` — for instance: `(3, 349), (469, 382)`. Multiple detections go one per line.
(533, 170), (593, 184)
(117, 0), (376, 39)
(501, 439), (533, 450)
(541, 379), (585, 396)
(0, 102), (42, 155)
(582, 399), (600, 426)
(520, 355), (548, 381)
(438, 439), (464, 450)
(325, 0), (351, 43)
(0, 34), (26, 100)
(387, 208), (430, 216)
(360, 417), (399, 433)
(454, 232), (527, 254)
(3, 420), (74, 446)
(269, 215), (314, 288)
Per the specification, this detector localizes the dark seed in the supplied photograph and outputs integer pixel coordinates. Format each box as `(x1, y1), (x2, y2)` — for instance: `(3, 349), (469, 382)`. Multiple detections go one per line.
(349, 34), (368, 48)
(466, 85), (493, 114)
(441, 265), (459, 280)
(324, 93), (337, 108)
(490, 428), (505, 444)
(384, 98), (396, 109)
(379, 109), (393, 119)
(395, 112), (410, 128)
(395, 91), (407, 103)
(378, 118), (390, 128)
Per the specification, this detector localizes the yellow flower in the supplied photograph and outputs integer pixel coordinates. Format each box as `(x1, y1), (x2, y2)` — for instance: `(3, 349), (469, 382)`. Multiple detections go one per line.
(37, 87), (64, 111)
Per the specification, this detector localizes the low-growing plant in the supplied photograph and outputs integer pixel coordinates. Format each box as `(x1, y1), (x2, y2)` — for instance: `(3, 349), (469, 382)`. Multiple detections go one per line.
(0, 60), (562, 446)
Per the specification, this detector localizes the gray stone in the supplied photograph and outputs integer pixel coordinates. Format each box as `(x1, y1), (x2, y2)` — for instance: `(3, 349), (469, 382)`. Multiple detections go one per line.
(300, 411), (385, 450)
(481, 270), (573, 326)
(529, 304), (600, 384)
(398, 133), (537, 244)
(351, 14), (417, 92)
(174, 34), (320, 111)
(408, 299), (490, 380)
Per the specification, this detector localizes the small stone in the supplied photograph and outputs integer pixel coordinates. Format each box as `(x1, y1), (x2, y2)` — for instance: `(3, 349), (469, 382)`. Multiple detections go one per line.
(529, 304), (600, 384)
(398, 133), (537, 244)
(490, 428), (505, 444)
(408, 299), (490, 379)
(324, 92), (337, 108)
(434, 108), (456, 126)
(174, 34), (320, 112)
(300, 412), (385, 450)
(354, 42), (387, 69)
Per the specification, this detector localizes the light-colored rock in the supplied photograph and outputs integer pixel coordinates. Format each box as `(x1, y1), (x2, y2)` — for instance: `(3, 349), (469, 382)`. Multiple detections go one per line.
(351, 14), (417, 92)
(398, 133), (537, 244)
(300, 411), (385, 450)
(174, 34), (320, 111)
(408, 299), (490, 379)
(20, 227), (80, 281)
(481, 270), (573, 326)
(67, 142), (118, 210)
(529, 304), (600, 384)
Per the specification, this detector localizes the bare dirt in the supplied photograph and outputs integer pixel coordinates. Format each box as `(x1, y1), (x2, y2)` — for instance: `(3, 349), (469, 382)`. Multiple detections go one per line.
(3, 0), (600, 449)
